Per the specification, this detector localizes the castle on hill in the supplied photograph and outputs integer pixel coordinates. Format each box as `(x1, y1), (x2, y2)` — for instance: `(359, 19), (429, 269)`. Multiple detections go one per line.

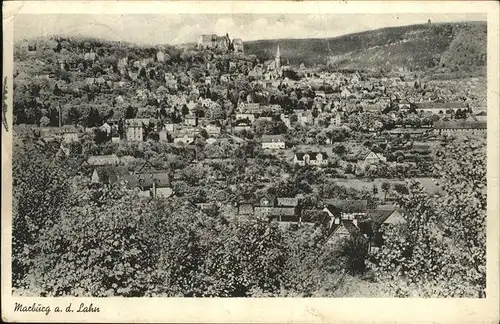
(197, 33), (244, 53)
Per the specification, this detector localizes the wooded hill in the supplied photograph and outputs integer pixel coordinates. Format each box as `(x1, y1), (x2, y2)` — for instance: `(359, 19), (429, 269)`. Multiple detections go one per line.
(245, 21), (487, 72)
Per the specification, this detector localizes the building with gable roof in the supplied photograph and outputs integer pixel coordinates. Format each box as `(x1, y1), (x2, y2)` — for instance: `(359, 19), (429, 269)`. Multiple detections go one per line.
(413, 102), (467, 114)
(434, 120), (487, 135)
(125, 119), (152, 142)
(293, 151), (328, 167)
(232, 38), (244, 53)
(261, 135), (286, 149)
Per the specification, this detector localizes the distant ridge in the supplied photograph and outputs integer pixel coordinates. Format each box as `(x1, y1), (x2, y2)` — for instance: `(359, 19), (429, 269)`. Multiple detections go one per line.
(244, 21), (487, 72)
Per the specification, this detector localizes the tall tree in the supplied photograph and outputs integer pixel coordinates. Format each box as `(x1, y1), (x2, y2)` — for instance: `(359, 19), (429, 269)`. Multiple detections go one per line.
(12, 142), (71, 287)
(86, 107), (101, 127)
(381, 181), (391, 201)
(369, 138), (486, 297)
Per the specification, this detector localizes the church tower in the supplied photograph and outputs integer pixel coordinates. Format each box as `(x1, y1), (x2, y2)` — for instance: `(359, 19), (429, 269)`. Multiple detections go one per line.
(275, 44), (281, 70)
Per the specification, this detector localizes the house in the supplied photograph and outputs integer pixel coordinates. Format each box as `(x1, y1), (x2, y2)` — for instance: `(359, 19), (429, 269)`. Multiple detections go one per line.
(385, 127), (430, 138)
(276, 197), (299, 208)
(156, 51), (165, 62)
(111, 131), (121, 143)
(294, 110), (312, 125)
(293, 151), (328, 166)
(164, 123), (175, 133)
(173, 134), (195, 145)
(83, 51), (97, 62)
(125, 119), (147, 141)
(366, 207), (406, 226)
(233, 121), (252, 132)
(434, 120), (487, 135)
(475, 110), (487, 122)
(204, 124), (221, 137)
(220, 74), (231, 83)
(340, 88), (352, 99)
(321, 200), (368, 229)
(280, 114), (291, 128)
(324, 220), (366, 246)
(253, 196), (302, 226)
(235, 112), (255, 123)
(124, 171), (172, 198)
(397, 99), (411, 110)
(239, 102), (261, 114)
(361, 150), (387, 165)
(347, 149), (386, 166)
(274, 197), (301, 224)
(268, 207), (300, 225)
(411, 141), (432, 154)
(257, 116), (273, 122)
(159, 129), (168, 142)
(413, 102), (467, 114)
(100, 122), (113, 134)
(120, 155), (136, 165)
(315, 91), (326, 99)
(60, 125), (79, 144)
(354, 205), (407, 253)
(261, 135), (285, 149)
(238, 201), (255, 215)
(135, 160), (157, 173)
(184, 115), (198, 127)
(332, 112), (342, 126)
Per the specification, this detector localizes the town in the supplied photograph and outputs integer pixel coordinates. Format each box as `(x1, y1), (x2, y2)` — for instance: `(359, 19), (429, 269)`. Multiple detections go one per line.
(12, 20), (488, 298)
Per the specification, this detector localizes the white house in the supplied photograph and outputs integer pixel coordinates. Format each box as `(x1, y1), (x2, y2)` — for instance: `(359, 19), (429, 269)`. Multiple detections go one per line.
(204, 125), (221, 137)
(332, 112), (342, 126)
(293, 152), (328, 166)
(173, 134), (195, 145)
(261, 135), (285, 149)
(236, 112), (255, 123)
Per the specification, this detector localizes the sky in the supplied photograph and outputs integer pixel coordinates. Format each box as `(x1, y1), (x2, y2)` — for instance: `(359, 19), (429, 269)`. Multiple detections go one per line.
(14, 13), (486, 45)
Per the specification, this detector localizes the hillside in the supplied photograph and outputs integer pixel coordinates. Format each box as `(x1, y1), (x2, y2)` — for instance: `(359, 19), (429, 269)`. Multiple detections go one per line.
(13, 34), (260, 127)
(245, 21), (487, 72)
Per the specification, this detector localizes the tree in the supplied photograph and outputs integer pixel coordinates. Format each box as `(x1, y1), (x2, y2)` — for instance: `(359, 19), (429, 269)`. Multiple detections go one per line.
(39, 116), (50, 127)
(381, 182), (391, 201)
(66, 106), (82, 126)
(369, 138), (486, 297)
(339, 236), (369, 275)
(12, 142), (71, 287)
(94, 129), (109, 145)
(25, 181), (164, 297)
(393, 183), (409, 195)
(86, 107), (101, 127)
(125, 105), (137, 119)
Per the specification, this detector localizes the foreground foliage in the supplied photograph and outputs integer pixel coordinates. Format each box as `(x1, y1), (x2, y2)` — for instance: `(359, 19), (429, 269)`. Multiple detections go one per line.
(12, 137), (486, 297)
(368, 138), (486, 297)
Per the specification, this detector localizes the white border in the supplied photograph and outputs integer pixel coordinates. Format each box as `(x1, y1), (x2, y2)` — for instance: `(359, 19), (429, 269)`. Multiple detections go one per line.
(2, 2), (499, 323)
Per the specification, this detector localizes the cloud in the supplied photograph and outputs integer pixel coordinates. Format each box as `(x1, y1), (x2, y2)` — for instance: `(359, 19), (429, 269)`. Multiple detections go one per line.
(213, 18), (236, 35)
(14, 13), (486, 45)
(170, 24), (202, 44)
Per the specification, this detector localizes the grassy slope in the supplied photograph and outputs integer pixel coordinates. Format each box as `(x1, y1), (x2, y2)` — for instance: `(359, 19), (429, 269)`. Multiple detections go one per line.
(245, 21), (487, 71)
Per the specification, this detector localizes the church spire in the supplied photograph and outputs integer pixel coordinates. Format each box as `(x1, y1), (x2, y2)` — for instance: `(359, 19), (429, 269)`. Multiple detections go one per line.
(275, 44), (281, 69)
